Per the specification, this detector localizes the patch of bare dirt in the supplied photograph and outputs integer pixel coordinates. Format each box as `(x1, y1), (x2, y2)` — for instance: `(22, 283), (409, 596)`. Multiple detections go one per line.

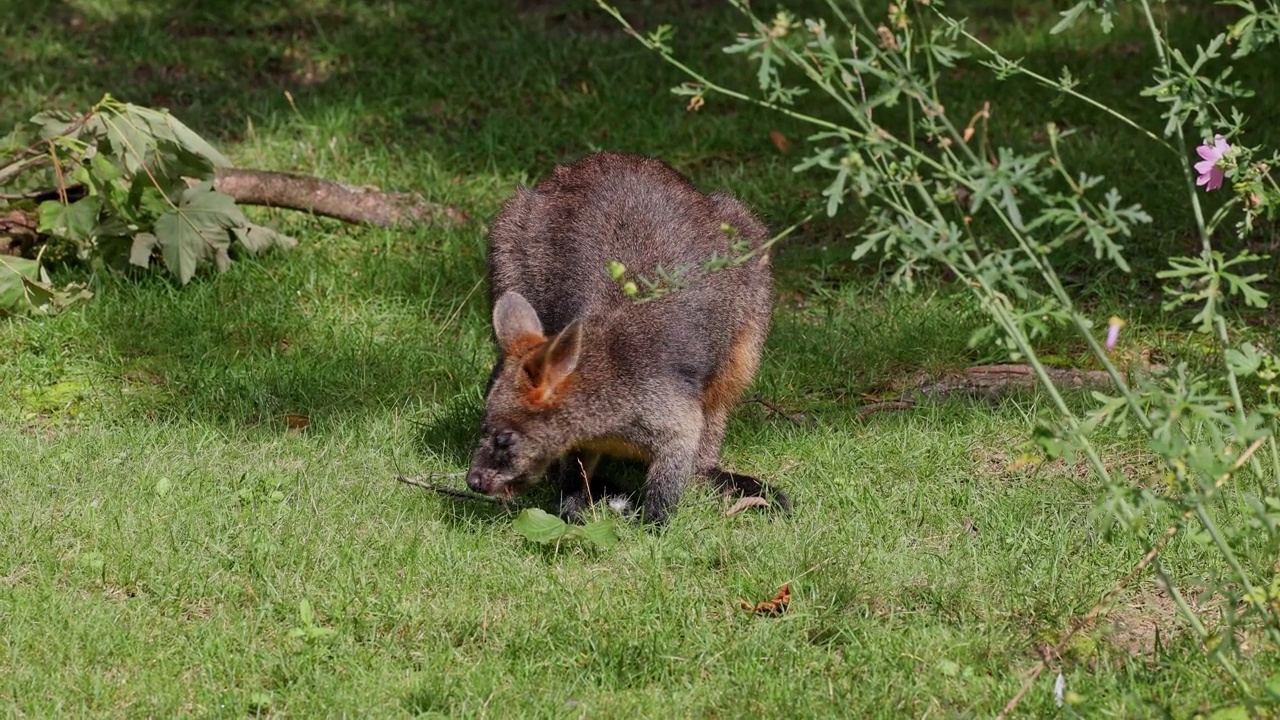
(971, 439), (1163, 487)
(1100, 583), (1269, 661)
(1103, 588), (1184, 658)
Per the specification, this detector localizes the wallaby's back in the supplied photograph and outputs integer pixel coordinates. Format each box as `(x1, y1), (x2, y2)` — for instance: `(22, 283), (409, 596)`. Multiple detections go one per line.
(469, 152), (780, 523)
(488, 152), (770, 339)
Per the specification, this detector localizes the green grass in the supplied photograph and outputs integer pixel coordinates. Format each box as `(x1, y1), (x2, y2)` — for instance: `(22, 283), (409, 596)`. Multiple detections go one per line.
(3, 0), (1280, 716)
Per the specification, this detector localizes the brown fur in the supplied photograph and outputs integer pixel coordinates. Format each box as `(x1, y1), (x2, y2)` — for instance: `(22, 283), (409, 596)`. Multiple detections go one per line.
(705, 321), (764, 417)
(504, 333), (546, 359)
(465, 152), (786, 524)
(696, 317), (767, 474)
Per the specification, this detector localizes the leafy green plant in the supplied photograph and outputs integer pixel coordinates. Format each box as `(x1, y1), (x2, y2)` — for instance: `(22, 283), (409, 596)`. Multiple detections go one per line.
(0, 94), (295, 313)
(0, 254), (92, 313)
(288, 598), (337, 642)
(512, 508), (620, 549)
(599, 0), (1280, 709)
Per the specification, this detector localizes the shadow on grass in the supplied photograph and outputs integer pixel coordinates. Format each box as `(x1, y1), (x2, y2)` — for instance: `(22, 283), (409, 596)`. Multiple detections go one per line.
(6, 0), (1278, 431)
(412, 396), (484, 468)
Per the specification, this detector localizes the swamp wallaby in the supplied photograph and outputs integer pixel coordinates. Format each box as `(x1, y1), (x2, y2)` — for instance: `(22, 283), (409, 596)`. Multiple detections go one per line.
(465, 152), (786, 524)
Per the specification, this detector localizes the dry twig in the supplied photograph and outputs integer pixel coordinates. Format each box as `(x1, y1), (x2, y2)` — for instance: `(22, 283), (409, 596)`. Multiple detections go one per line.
(395, 474), (502, 506)
(744, 396), (806, 424)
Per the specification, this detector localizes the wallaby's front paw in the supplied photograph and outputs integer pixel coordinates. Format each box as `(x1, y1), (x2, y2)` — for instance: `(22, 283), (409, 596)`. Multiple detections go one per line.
(558, 494), (591, 523)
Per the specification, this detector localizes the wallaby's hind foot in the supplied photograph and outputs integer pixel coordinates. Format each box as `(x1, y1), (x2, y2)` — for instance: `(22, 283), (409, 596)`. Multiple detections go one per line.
(707, 469), (790, 513)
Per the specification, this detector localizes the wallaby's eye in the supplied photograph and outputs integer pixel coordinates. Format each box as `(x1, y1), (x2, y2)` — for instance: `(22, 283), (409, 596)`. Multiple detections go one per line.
(495, 429), (517, 450)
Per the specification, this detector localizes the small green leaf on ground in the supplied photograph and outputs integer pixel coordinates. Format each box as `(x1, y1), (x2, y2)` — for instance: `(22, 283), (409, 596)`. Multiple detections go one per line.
(512, 509), (620, 549)
(573, 518), (620, 548)
(513, 508), (570, 543)
(290, 598), (337, 640)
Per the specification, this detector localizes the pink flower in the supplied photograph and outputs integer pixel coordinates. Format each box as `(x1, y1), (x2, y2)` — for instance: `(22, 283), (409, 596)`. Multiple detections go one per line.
(1194, 135), (1232, 191)
(1105, 316), (1125, 351)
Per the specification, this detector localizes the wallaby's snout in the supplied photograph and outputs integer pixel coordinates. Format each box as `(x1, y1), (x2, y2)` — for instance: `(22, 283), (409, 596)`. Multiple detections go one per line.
(465, 425), (530, 497)
(465, 463), (516, 497)
(464, 463), (498, 495)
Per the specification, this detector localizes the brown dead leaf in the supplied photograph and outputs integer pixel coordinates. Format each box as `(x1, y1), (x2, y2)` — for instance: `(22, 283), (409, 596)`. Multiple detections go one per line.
(739, 583), (791, 616)
(283, 414), (310, 431)
(769, 130), (791, 154)
(726, 496), (769, 517)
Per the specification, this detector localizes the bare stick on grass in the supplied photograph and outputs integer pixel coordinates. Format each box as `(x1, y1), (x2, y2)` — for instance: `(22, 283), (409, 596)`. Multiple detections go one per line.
(395, 474), (503, 506)
(212, 168), (460, 227)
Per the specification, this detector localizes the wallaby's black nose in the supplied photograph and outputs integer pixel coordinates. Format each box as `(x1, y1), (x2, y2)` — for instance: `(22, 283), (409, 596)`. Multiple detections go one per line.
(466, 471), (486, 493)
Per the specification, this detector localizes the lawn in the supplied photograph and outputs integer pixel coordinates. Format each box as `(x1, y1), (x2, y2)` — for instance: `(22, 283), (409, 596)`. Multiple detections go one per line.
(2, 0), (1279, 716)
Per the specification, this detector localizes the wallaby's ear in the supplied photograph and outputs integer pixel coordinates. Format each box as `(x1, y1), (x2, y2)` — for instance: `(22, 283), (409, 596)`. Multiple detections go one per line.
(544, 320), (583, 381)
(493, 291), (544, 354)
(524, 320), (583, 406)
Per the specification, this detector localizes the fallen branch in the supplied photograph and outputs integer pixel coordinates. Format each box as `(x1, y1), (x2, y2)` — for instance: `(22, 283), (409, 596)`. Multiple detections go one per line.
(211, 168), (463, 228)
(856, 363), (1147, 421)
(913, 363), (1115, 400)
(856, 399), (916, 419)
(2, 169), (464, 235)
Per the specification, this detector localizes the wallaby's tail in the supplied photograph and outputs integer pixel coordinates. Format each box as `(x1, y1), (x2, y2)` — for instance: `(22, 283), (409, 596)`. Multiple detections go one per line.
(707, 469), (790, 513)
